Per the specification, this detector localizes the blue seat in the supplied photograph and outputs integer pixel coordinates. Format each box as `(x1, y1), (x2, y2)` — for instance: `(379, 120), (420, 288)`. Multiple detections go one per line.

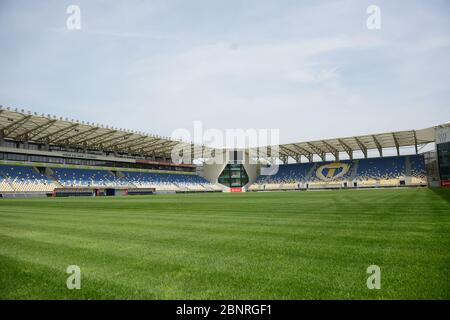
(0, 164), (52, 184)
(121, 171), (210, 185)
(52, 167), (122, 187)
(254, 155), (426, 185)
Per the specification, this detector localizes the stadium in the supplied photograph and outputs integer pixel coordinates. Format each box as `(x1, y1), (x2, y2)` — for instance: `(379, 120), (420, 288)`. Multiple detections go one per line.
(0, 105), (449, 299)
(0, 106), (448, 196)
(1, 1), (450, 306)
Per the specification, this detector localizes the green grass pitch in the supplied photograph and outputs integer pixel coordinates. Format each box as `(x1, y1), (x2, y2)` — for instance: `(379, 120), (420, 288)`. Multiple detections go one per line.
(0, 188), (449, 300)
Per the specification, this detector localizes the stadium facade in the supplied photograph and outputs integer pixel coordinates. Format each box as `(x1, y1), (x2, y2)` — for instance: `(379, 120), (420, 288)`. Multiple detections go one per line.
(0, 105), (449, 197)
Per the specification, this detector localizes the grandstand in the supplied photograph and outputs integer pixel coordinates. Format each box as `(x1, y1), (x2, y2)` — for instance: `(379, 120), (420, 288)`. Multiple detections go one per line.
(0, 163), (224, 195)
(119, 170), (223, 192)
(0, 106), (227, 196)
(52, 167), (127, 188)
(249, 155), (427, 191)
(0, 106), (448, 197)
(0, 164), (57, 192)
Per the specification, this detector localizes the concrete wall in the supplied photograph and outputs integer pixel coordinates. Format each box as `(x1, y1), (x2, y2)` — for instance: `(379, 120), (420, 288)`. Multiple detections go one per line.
(242, 150), (260, 188)
(202, 150), (229, 183)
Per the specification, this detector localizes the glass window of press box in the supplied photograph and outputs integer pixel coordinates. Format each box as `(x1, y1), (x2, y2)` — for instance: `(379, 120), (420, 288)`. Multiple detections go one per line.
(437, 142), (450, 180)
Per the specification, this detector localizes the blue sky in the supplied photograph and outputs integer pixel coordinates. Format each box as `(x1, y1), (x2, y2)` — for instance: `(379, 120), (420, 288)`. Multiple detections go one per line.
(0, 0), (449, 145)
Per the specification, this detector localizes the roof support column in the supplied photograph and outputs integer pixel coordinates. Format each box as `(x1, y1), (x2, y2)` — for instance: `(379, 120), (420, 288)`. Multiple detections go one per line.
(354, 137), (367, 158)
(392, 133), (400, 156)
(279, 155), (288, 164)
(337, 139), (353, 160)
(372, 135), (383, 157)
(413, 131), (418, 154)
(291, 144), (313, 163)
(307, 142), (325, 162)
(321, 140), (339, 161)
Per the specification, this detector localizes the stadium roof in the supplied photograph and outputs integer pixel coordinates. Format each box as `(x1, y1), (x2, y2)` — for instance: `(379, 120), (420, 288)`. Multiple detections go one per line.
(0, 106), (212, 159)
(250, 126), (437, 162)
(0, 105), (442, 163)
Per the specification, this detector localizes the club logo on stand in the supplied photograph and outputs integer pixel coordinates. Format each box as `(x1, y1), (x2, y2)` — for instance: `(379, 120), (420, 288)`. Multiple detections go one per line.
(316, 163), (350, 181)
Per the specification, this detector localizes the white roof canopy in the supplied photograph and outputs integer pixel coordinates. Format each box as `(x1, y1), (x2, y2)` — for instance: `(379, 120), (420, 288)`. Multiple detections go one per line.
(0, 107), (213, 159)
(249, 127), (438, 162)
(0, 105), (443, 163)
